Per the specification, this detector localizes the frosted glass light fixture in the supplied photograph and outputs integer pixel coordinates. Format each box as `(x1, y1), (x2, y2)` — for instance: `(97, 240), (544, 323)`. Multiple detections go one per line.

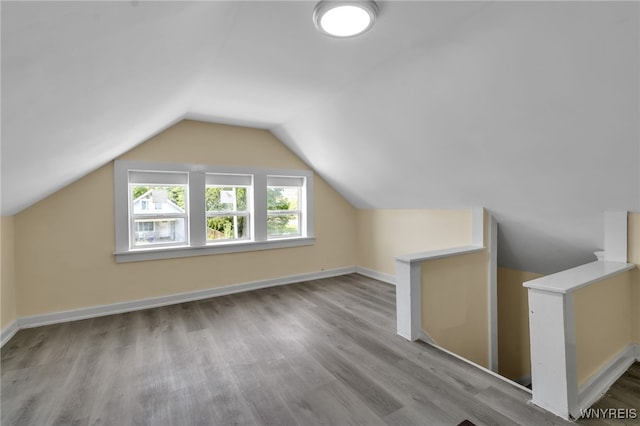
(313, 1), (378, 38)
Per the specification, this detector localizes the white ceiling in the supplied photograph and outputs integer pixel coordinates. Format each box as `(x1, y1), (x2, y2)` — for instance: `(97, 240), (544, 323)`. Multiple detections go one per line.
(2, 1), (638, 274)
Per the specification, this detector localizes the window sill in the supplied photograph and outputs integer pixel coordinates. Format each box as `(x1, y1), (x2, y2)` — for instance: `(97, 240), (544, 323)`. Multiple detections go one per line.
(114, 237), (315, 263)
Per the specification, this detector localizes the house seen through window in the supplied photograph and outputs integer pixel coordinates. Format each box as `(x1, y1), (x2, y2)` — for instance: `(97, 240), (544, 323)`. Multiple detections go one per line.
(129, 174), (188, 248)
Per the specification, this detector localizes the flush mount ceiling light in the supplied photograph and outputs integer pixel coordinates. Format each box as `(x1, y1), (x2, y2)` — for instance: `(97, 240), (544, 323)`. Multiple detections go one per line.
(313, 1), (378, 38)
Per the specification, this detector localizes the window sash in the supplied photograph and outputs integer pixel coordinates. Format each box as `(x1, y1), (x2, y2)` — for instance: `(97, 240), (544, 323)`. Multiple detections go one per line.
(266, 183), (302, 240)
(129, 181), (188, 249)
(130, 217), (188, 249)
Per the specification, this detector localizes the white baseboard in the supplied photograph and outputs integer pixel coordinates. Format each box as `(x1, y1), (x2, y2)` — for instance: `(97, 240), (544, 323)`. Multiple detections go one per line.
(578, 343), (639, 412)
(4, 266), (356, 346)
(1, 320), (18, 348)
(418, 330), (437, 346)
(355, 266), (395, 285)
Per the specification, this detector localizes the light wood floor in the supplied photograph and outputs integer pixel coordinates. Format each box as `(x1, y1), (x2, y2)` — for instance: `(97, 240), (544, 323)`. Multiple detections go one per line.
(2, 274), (574, 425)
(577, 363), (640, 426)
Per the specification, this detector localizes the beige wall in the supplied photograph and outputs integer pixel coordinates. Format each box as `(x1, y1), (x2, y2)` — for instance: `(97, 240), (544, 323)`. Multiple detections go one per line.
(497, 267), (543, 382)
(1, 216), (18, 330)
(628, 212), (639, 344)
(14, 120), (357, 317)
(420, 211), (489, 368)
(356, 209), (472, 277)
(421, 250), (489, 368)
(574, 271), (633, 387)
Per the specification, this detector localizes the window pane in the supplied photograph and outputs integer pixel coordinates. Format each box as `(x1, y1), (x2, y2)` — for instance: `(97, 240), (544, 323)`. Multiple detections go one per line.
(133, 218), (186, 247)
(205, 187), (247, 212)
(207, 216), (247, 241)
(267, 186), (301, 238)
(267, 186), (300, 211)
(267, 213), (300, 237)
(131, 185), (186, 213)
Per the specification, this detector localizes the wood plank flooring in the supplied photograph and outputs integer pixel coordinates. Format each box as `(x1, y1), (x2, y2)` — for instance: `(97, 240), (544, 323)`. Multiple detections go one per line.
(577, 363), (640, 425)
(2, 274), (574, 425)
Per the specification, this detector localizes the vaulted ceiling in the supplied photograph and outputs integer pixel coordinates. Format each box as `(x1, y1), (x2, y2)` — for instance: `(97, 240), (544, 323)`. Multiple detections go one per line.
(2, 1), (638, 274)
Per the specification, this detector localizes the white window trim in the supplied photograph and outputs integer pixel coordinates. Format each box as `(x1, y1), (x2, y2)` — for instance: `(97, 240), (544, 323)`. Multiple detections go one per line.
(114, 160), (314, 263)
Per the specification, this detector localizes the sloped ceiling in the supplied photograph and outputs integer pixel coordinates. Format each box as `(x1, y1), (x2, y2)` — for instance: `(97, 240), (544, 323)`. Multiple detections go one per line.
(1, 1), (638, 274)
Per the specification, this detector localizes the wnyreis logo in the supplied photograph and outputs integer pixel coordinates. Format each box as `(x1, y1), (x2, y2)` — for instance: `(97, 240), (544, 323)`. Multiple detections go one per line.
(580, 408), (637, 420)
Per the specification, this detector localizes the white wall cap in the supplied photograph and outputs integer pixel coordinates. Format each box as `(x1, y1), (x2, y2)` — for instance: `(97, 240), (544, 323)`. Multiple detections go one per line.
(524, 261), (634, 294)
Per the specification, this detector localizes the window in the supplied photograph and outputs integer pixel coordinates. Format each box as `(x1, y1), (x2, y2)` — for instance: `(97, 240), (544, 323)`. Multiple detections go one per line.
(267, 176), (304, 238)
(114, 161), (314, 262)
(128, 171), (188, 249)
(205, 174), (251, 242)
